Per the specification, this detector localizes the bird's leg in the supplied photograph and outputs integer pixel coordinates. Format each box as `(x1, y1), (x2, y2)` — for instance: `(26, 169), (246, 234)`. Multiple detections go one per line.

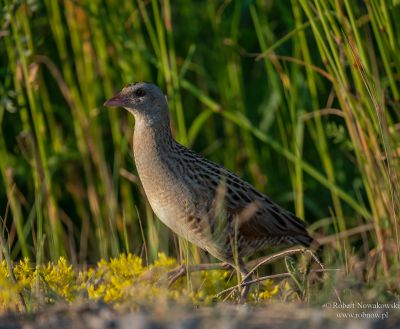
(167, 262), (229, 288)
(238, 263), (252, 304)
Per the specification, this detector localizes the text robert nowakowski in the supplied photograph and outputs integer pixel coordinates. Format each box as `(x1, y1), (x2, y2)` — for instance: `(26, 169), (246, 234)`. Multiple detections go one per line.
(327, 302), (400, 309)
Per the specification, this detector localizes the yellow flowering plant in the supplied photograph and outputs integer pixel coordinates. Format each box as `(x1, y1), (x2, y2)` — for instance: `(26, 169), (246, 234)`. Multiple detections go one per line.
(0, 253), (280, 313)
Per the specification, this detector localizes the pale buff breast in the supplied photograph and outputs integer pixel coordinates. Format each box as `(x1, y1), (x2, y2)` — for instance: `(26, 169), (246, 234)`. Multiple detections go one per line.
(134, 136), (209, 244)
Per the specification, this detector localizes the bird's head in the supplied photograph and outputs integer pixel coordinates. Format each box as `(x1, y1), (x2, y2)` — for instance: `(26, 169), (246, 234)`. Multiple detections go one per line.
(104, 82), (168, 124)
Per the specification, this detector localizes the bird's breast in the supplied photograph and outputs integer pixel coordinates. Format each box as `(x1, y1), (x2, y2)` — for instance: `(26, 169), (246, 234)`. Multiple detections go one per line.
(133, 142), (197, 236)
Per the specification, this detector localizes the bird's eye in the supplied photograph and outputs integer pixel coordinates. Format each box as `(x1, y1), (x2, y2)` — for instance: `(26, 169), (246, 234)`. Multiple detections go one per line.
(135, 89), (145, 97)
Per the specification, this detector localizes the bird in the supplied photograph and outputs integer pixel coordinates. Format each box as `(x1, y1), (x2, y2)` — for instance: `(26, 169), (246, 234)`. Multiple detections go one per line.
(104, 82), (318, 301)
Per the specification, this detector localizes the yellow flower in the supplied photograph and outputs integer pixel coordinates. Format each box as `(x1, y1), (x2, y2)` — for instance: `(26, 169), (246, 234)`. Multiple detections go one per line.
(257, 279), (279, 300)
(153, 252), (177, 269)
(0, 261), (23, 313)
(38, 257), (77, 302)
(14, 258), (34, 288)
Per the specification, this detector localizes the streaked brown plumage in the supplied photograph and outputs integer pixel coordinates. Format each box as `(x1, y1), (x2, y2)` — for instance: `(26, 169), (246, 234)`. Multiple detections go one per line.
(104, 82), (317, 300)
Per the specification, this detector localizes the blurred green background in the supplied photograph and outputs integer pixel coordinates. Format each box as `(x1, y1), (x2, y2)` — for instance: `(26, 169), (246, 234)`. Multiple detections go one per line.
(0, 0), (399, 289)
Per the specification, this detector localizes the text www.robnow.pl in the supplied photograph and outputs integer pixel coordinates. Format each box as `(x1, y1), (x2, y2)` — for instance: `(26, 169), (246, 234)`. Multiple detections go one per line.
(336, 312), (389, 320)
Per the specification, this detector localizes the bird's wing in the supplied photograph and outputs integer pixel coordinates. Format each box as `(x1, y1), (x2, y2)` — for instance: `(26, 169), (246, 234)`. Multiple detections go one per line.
(221, 168), (311, 241)
(178, 145), (312, 244)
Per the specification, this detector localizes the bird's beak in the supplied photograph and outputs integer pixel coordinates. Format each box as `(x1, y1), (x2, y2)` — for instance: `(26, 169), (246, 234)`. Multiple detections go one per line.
(104, 91), (128, 107)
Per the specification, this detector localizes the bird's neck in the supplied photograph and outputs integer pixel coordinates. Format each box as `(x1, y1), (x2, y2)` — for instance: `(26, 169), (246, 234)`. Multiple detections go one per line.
(133, 116), (176, 173)
(133, 113), (174, 143)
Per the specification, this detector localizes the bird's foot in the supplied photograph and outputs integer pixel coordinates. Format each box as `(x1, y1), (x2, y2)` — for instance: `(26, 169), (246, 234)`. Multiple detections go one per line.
(167, 264), (186, 288)
(167, 262), (230, 288)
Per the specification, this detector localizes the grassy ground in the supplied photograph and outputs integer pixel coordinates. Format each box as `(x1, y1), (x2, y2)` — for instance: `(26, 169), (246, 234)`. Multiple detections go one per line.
(0, 0), (399, 313)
